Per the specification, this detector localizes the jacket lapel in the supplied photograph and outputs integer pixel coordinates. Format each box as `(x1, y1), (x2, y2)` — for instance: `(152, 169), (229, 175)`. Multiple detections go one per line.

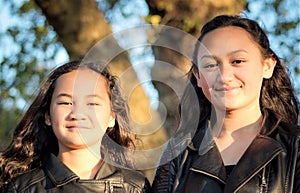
(44, 154), (79, 186)
(224, 135), (284, 192)
(190, 144), (227, 184)
(94, 162), (120, 180)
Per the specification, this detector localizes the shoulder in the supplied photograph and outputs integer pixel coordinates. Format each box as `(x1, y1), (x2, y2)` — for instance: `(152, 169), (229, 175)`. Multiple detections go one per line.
(264, 108), (300, 138)
(7, 167), (45, 192)
(273, 121), (300, 153)
(277, 121), (300, 138)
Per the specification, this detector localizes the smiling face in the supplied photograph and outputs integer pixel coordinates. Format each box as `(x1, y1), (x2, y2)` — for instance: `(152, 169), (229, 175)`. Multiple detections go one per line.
(45, 68), (115, 152)
(193, 26), (276, 113)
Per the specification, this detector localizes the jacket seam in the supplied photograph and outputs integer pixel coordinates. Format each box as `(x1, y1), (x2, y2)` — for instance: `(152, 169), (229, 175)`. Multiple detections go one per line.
(17, 176), (46, 192)
(284, 135), (298, 193)
(189, 168), (226, 184)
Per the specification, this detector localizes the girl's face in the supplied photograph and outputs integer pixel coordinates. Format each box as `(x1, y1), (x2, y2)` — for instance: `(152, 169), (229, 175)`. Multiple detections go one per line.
(194, 26), (276, 112)
(46, 68), (115, 151)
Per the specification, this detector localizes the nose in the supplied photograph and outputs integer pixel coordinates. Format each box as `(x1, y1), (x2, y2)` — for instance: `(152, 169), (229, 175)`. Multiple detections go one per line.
(219, 64), (234, 83)
(69, 104), (86, 120)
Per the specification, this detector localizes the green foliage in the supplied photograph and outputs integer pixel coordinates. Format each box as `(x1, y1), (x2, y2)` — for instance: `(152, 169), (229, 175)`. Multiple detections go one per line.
(245, 0), (300, 97)
(0, 0), (64, 147)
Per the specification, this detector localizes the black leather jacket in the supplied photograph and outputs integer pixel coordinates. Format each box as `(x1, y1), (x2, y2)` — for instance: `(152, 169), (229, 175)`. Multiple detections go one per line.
(153, 110), (300, 193)
(6, 154), (152, 193)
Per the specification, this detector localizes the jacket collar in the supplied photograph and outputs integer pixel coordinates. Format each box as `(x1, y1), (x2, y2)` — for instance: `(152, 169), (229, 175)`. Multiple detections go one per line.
(189, 108), (285, 190)
(224, 135), (283, 192)
(43, 154), (120, 187)
(94, 161), (121, 180)
(43, 154), (79, 187)
(190, 144), (227, 184)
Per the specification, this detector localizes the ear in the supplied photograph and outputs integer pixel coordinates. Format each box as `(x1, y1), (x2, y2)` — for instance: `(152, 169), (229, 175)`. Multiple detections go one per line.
(45, 113), (52, 126)
(192, 67), (202, 88)
(108, 112), (116, 128)
(262, 57), (276, 79)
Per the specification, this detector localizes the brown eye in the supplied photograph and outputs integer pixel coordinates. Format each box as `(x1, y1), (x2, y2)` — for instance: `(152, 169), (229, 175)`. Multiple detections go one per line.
(203, 63), (219, 71)
(87, 103), (99, 106)
(232, 60), (243, 65)
(57, 102), (72, 105)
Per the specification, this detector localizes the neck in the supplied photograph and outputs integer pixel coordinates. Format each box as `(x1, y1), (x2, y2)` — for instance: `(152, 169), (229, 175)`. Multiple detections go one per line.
(57, 145), (102, 179)
(213, 106), (263, 136)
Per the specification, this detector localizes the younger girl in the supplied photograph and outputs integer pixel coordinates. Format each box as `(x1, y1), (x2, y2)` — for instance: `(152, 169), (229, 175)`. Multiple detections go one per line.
(0, 60), (152, 193)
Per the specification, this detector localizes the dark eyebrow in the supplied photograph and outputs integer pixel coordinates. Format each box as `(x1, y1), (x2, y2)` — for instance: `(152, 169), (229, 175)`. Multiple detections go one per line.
(86, 94), (105, 100)
(56, 93), (72, 99)
(56, 93), (106, 100)
(230, 49), (248, 54)
(200, 55), (215, 60)
(87, 94), (100, 97)
(200, 49), (248, 60)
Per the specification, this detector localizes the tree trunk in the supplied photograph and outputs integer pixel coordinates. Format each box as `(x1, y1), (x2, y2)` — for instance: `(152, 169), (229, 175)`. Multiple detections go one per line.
(34, 0), (168, 172)
(34, 0), (111, 59)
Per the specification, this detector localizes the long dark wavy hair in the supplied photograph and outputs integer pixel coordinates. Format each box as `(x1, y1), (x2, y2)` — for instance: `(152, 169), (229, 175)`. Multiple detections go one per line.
(0, 60), (134, 190)
(182, 15), (299, 130)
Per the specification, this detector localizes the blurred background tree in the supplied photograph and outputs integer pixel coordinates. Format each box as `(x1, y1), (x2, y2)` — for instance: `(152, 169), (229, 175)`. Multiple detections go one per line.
(1, 0), (299, 180)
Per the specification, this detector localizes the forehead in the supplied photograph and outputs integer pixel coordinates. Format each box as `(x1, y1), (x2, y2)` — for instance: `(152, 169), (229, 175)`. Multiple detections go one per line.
(202, 26), (253, 42)
(54, 69), (109, 95)
(198, 26), (259, 55)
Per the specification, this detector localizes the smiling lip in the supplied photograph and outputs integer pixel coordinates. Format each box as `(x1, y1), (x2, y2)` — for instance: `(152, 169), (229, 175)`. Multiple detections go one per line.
(215, 86), (240, 92)
(66, 125), (89, 129)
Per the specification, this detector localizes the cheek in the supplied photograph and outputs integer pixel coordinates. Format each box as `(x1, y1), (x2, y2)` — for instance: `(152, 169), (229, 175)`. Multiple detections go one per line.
(50, 107), (68, 126)
(92, 109), (112, 130)
(199, 73), (213, 101)
(200, 78), (212, 101)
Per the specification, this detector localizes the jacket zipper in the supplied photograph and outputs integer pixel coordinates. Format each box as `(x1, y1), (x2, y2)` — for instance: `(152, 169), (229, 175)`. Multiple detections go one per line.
(104, 181), (110, 193)
(259, 167), (267, 193)
(235, 150), (281, 192)
(110, 184), (114, 193)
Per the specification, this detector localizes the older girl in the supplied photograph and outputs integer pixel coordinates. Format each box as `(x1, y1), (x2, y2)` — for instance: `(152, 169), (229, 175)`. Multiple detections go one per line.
(153, 15), (299, 193)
